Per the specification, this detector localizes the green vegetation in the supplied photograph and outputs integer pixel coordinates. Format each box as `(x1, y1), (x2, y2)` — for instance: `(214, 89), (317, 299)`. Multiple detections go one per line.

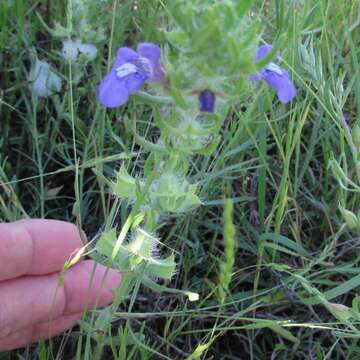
(2, 0), (360, 358)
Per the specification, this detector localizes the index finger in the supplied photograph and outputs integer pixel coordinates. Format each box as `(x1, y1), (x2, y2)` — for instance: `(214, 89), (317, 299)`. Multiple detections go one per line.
(0, 219), (84, 281)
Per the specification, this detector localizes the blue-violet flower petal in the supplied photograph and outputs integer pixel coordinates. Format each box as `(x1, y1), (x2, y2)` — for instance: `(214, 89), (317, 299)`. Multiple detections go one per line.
(97, 43), (165, 108)
(251, 44), (296, 104)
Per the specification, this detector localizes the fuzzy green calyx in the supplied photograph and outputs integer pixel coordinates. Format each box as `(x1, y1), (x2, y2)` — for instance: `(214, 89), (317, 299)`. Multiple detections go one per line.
(149, 172), (201, 213)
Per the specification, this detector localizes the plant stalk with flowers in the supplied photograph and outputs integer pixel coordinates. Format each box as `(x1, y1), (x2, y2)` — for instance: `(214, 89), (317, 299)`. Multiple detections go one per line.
(81, 1), (297, 355)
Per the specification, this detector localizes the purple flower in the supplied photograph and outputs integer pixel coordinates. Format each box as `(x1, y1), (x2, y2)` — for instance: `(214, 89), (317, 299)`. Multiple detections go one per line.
(97, 43), (165, 108)
(251, 44), (296, 104)
(199, 90), (216, 113)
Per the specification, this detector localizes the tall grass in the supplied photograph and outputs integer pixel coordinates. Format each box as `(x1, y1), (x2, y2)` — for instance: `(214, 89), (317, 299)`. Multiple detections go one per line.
(2, 0), (360, 358)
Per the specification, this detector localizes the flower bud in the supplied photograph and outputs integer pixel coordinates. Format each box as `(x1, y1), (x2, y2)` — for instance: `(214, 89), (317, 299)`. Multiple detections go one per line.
(199, 90), (216, 113)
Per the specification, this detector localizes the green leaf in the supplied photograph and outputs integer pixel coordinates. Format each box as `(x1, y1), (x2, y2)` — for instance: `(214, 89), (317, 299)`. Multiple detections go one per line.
(96, 228), (117, 257)
(242, 321), (299, 344)
(220, 3), (235, 30)
(147, 254), (176, 280)
(326, 302), (353, 322)
(227, 35), (241, 73)
(169, 2), (190, 31)
(94, 307), (113, 331)
(196, 136), (221, 156)
(185, 343), (209, 360)
(235, 0), (253, 18)
(144, 152), (155, 178)
(52, 22), (72, 38)
(259, 233), (309, 257)
(269, 323), (300, 344)
(142, 276), (199, 301)
(339, 205), (358, 230)
(131, 212), (145, 230)
(113, 165), (137, 199)
(329, 156), (347, 184)
(304, 273), (360, 305)
(352, 296), (360, 320)
(176, 192), (202, 213)
(133, 132), (167, 153)
(134, 91), (173, 106)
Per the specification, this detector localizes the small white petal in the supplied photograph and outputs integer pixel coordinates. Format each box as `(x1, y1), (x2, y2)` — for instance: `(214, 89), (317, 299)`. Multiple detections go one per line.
(28, 59), (62, 97)
(77, 43), (98, 61)
(266, 62), (283, 75)
(62, 40), (79, 62)
(62, 40), (98, 62)
(116, 63), (138, 78)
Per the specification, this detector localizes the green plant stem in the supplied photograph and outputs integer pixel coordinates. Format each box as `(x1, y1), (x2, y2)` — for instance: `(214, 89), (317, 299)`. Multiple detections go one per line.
(31, 97), (45, 218)
(93, 272), (137, 360)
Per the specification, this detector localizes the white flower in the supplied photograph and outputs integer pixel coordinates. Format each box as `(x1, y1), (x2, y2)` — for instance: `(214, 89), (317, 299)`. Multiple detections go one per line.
(28, 58), (62, 97)
(62, 40), (98, 62)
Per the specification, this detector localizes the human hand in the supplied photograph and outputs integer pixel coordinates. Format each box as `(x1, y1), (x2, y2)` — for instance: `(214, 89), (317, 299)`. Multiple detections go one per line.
(0, 219), (121, 351)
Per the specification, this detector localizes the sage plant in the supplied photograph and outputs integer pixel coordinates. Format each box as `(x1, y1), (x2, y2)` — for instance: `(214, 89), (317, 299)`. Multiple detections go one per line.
(92, 0), (296, 305)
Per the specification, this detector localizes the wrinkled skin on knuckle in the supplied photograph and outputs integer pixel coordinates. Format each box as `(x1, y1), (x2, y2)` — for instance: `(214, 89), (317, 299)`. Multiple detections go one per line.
(0, 301), (12, 338)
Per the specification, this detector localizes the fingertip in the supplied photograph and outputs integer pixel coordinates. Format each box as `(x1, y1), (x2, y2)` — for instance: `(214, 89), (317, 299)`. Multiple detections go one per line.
(63, 260), (121, 315)
(19, 219), (84, 274)
(96, 264), (122, 292)
(0, 223), (33, 280)
(19, 219), (83, 246)
(88, 262), (122, 306)
(0, 313), (82, 352)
